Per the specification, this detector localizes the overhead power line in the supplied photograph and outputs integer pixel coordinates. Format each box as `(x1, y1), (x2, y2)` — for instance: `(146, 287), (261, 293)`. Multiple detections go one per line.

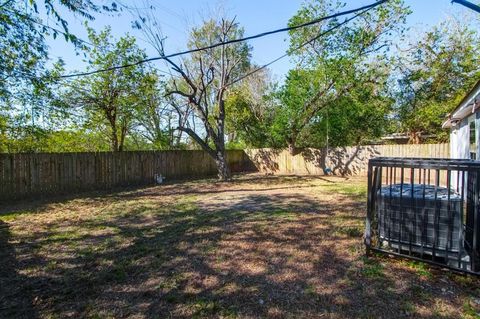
(451, 0), (480, 14)
(58, 0), (389, 79)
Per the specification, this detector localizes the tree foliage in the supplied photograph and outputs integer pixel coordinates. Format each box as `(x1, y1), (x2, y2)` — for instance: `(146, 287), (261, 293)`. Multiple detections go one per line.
(394, 20), (480, 143)
(59, 27), (148, 152)
(3, 0), (480, 156)
(0, 0), (118, 152)
(0, 0), (114, 101)
(133, 71), (175, 149)
(224, 69), (275, 148)
(272, 0), (409, 152)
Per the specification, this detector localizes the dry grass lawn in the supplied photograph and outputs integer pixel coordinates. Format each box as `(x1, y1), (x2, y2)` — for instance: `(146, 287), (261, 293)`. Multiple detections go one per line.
(0, 174), (479, 318)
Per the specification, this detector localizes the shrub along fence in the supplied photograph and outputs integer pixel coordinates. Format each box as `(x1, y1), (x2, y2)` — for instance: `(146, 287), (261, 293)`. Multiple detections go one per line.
(0, 144), (450, 201)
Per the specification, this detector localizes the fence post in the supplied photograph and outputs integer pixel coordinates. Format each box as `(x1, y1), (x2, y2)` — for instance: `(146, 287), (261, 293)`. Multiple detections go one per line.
(365, 160), (374, 256)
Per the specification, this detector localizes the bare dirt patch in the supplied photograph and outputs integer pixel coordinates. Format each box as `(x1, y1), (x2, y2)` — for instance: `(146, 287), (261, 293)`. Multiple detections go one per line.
(0, 174), (479, 318)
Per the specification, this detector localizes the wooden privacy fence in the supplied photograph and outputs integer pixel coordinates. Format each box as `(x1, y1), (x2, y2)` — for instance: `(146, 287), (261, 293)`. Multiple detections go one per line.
(0, 144), (451, 201)
(245, 144), (450, 176)
(375, 143), (450, 158)
(0, 150), (250, 200)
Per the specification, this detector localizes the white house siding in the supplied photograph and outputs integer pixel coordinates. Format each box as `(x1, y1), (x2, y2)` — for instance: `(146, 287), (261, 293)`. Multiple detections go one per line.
(450, 115), (478, 193)
(476, 112), (480, 157)
(450, 118), (470, 159)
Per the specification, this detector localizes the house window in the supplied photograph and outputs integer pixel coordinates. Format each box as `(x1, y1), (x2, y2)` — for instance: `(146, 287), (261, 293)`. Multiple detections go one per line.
(470, 120), (476, 160)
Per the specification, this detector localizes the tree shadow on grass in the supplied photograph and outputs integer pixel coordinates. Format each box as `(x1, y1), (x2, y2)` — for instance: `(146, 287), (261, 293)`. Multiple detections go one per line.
(0, 174), (348, 216)
(0, 180), (477, 318)
(0, 220), (38, 318)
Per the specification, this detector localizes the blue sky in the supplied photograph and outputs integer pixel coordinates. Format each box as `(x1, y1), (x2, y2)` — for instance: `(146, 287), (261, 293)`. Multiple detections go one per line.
(46, 0), (473, 80)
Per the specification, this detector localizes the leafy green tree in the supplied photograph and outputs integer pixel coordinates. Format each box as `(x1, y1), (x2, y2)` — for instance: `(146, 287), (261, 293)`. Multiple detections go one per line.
(273, 62), (393, 149)
(133, 70), (175, 149)
(60, 27), (148, 152)
(394, 20), (480, 143)
(305, 80), (392, 148)
(0, 0), (117, 152)
(0, 127), (155, 153)
(0, 0), (113, 101)
(276, 0), (408, 152)
(224, 69), (275, 148)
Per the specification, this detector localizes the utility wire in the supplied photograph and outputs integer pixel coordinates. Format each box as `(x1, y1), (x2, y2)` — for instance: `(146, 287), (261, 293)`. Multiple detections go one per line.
(58, 0), (388, 79)
(452, 0), (480, 14)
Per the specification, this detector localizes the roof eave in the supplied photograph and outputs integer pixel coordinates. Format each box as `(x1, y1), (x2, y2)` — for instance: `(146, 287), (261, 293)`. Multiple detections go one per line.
(443, 79), (480, 128)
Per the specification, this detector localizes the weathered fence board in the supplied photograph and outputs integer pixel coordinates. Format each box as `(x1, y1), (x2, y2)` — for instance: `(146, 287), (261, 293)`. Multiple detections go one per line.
(246, 144), (450, 176)
(0, 150), (249, 200)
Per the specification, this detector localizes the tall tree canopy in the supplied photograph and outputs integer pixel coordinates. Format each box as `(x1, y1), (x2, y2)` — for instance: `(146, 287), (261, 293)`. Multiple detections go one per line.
(0, 0), (114, 101)
(273, 0), (409, 152)
(0, 0), (117, 151)
(133, 71), (175, 149)
(224, 68), (275, 148)
(393, 20), (480, 143)
(60, 27), (148, 152)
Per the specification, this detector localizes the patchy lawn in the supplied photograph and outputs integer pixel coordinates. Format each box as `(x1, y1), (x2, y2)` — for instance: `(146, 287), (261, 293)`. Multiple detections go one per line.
(0, 174), (479, 318)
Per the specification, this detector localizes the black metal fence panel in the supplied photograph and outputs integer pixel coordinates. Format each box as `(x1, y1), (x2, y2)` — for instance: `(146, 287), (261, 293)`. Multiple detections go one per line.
(365, 157), (480, 275)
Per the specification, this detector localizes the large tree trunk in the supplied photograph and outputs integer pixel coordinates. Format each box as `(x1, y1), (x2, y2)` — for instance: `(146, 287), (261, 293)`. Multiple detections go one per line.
(118, 123), (127, 152)
(215, 148), (231, 181)
(287, 142), (296, 155)
(286, 129), (302, 156)
(107, 110), (120, 152)
(408, 131), (421, 144)
(179, 127), (231, 181)
(215, 96), (231, 181)
(111, 130), (119, 152)
(287, 136), (300, 156)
